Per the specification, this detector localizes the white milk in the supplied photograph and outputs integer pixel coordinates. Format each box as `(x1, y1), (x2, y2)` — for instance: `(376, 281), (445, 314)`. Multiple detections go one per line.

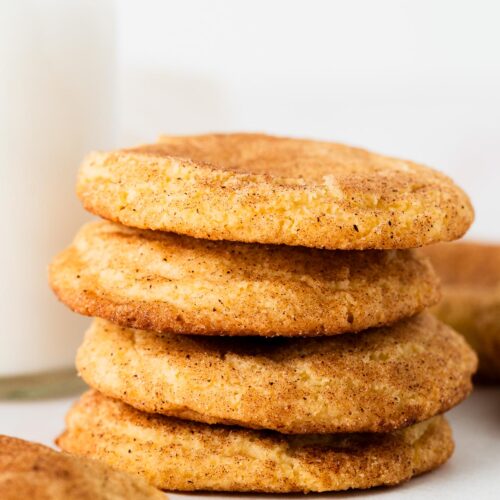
(0, 1), (115, 376)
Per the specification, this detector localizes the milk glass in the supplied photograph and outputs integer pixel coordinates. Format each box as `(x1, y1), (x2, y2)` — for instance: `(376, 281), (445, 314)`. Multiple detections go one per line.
(0, 0), (115, 397)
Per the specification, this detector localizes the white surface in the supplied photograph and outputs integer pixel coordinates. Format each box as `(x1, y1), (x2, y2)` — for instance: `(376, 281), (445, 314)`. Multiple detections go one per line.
(0, 0), (114, 375)
(1, 387), (499, 499)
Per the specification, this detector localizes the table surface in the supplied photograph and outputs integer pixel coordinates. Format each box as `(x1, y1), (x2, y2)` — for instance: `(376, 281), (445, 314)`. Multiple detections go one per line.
(1, 386), (499, 499)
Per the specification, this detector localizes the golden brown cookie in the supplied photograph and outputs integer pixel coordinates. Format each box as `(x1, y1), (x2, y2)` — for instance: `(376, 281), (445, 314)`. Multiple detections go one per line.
(422, 241), (500, 382)
(49, 221), (440, 336)
(0, 434), (165, 500)
(76, 133), (473, 250)
(76, 314), (476, 434)
(57, 391), (454, 493)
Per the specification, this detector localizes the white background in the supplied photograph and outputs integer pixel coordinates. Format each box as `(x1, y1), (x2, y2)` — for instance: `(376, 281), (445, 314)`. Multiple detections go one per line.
(114, 0), (500, 241)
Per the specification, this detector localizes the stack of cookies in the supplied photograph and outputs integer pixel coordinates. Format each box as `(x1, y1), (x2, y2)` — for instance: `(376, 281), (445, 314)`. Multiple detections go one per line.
(49, 133), (477, 493)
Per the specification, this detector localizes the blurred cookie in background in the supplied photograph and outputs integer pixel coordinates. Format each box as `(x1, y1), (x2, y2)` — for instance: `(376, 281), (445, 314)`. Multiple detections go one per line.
(422, 241), (500, 382)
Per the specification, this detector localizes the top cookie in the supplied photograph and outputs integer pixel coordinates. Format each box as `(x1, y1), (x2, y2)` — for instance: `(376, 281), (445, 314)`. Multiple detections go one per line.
(0, 435), (164, 500)
(77, 133), (473, 250)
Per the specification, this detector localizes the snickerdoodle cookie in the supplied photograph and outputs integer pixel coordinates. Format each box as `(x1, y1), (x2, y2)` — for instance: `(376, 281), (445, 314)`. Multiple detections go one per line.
(76, 314), (476, 434)
(57, 391), (454, 493)
(76, 133), (473, 250)
(49, 221), (440, 336)
(0, 435), (164, 500)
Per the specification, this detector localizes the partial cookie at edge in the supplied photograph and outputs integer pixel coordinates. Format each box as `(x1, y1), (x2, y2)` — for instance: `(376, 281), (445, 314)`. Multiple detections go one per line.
(422, 241), (500, 381)
(0, 434), (164, 500)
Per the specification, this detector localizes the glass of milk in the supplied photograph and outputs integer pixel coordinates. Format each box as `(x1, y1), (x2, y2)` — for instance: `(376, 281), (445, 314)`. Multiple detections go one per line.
(0, 1), (115, 398)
